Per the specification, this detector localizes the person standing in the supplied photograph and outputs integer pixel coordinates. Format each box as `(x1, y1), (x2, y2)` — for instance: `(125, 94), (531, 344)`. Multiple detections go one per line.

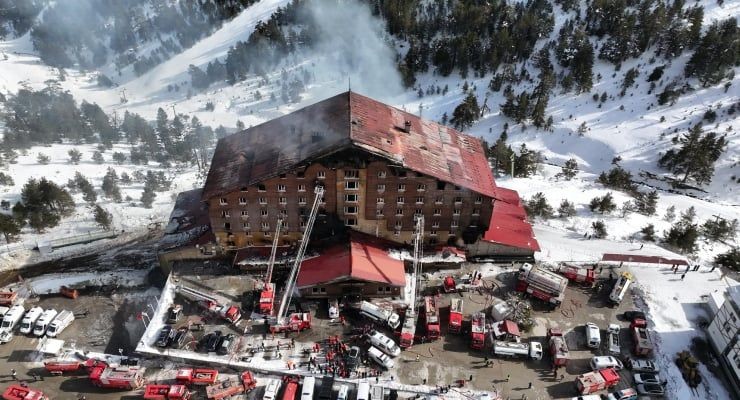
(681, 273), (686, 280)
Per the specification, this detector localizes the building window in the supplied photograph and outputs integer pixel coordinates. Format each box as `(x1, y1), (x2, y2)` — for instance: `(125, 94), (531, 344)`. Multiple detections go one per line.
(261, 222), (270, 230)
(223, 222), (231, 230)
(345, 194), (359, 202)
(317, 171), (326, 179)
(297, 171), (305, 179)
(219, 198), (228, 205)
(398, 183), (406, 192)
(345, 181), (359, 190)
(436, 181), (446, 190)
(238, 197), (247, 205)
(259, 197), (267, 205)
(241, 210), (249, 218)
(345, 170), (359, 179)
(377, 184), (386, 192)
(279, 209), (288, 217)
(430, 230), (438, 236)
(221, 210), (230, 218)
(298, 197), (307, 205)
(398, 171), (407, 178)
(475, 196), (483, 204)
(261, 209), (269, 217)
(258, 184), (266, 192)
(417, 184), (426, 191)
(277, 184), (286, 192)
(344, 206), (358, 215)
(453, 209), (461, 215)
(279, 197), (287, 205)
(414, 209), (423, 216)
(376, 198), (385, 204)
(240, 187), (248, 192)
(455, 185), (462, 190)
(415, 196), (424, 204)
(319, 196), (326, 204)
(435, 196), (443, 204)
(245, 231), (252, 237)
(376, 209), (384, 216)
(451, 221), (459, 228)
(394, 230), (401, 237)
(300, 220), (307, 228)
(454, 196), (463, 204)
(298, 184), (306, 192)
(724, 321), (734, 334)
(243, 222), (250, 230)
(396, 208), (403, 216)
(432, 221), (440, 228)
(472, 208), (480, 216)
(279, 173), (286, 179)
(282, 222), (289, 231)
(246, 240), (254, 246)
(394, 221), (402, 229)
(378, 171), (386, 178)
(397, 196), (405, 204)
(433, 209), (442, 216)
(345, 218), (357, 226)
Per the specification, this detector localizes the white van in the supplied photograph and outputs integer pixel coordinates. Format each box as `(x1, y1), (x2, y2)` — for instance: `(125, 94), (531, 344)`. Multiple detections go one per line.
(45, 310), (74, 337)
(585, 322), (601, 349)
(301, 376), (315, 400)
(336, 385), (349, 400)
(609, 272), (633, 304)
(590, 356), (624, 371)
(1, 304), (25, 332)
(367, 346), (395, 369)
(33, 309), (58, 337)
(0, 306), (10, 318)
(367, 330), (401, 357)
(356, 382), (370, 400)
(263, 378), (282, 400)
(19, 307), (43, 335)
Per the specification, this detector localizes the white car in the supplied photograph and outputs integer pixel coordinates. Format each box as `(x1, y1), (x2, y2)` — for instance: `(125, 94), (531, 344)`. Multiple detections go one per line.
(590, 355), (624, 371)
(0, 330), (13, 344)
(367, 330), (401, 357)
(585, 322), (601, 348)
(628, 359), (660, 373)
(633, 372), (661, 385)
(367, 346), (395, 369)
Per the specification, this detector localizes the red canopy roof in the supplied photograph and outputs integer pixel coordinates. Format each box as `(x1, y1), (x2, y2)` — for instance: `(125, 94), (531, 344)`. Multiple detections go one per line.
(297, 239), (405, 288)
(482, 188), (540, 252)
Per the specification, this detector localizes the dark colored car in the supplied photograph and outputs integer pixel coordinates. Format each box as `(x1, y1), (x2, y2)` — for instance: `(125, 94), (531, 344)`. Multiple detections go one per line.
(171, 327), (189, 349)
(345, 346), (361, 371)
(167, 304), (183, 324)
(155, 325), (175, 348)
(217, 333), (236, 355)
(623, 310), (646, 321)
(205, 330), (223, 353)
(637, 383), (665, 397)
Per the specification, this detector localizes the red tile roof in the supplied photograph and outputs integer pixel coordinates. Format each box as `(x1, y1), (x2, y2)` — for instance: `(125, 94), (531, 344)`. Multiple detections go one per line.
(202, 91), (497, 200)
(296, 239), (406, 288)
(482, 189), (540, 252)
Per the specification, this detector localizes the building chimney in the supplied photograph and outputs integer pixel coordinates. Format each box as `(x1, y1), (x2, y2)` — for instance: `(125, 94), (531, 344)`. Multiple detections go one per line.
(404, 120), (412, 133)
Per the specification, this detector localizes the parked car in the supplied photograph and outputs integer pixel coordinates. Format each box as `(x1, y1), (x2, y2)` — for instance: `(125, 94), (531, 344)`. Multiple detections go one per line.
(171, 327), (189, 349)
(590, 356), (623, 371)
(623, 310), (646, 322)
(636, 383), (665, 397)
(167, 304), (183, 323)
(606, 388), (638, 400)
(155, 325), (175, 348)
(633, 372), (661, 385)
(346, 346), (361, 370)
(366, 330), (401, 357)
(570, 396), (603, 400)
(627, 359), (660, 373)
(217, 333), (236, 355)
(585, 322), (601, 349)
(367, 346), (394, 369)
(205, 330), (223, 353)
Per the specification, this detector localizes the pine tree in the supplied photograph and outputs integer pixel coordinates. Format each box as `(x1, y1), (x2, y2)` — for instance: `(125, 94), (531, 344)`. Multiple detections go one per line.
(702, 218), (737, 242)
(589, 193), (616, 214)
(450, 92), (480, 131)
(715, 248), (739, 270)
(525, 192), (554, 219)
(641, 224), (656, 241)
(664, 205), (676, 222)
(635, 191), (658, 216)
(0, 173), (14, 186)
(685, 18), (740, 86)
(658, 124), (727, 185)
(101, 168), (122, 202)
(664, 219), (699, 253)
(93, 205), (112, 230)
(112, 152), (126, 165)
(141, 189), (156, 208)
(556, 159), (579, 180)
(0, 214), (21, 243)
(557, 199), (577, 218)
(37, 153), (50, 165)
(592, 220), (607, 238)
(92, 151), (104, 164)
(68, 148), (82, 164)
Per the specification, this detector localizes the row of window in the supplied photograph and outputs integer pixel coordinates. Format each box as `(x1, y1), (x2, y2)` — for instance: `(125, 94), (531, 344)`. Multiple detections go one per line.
(223, 220), (308, 232)
(221, 193), (484, 207)
(223, 205), (479, 219)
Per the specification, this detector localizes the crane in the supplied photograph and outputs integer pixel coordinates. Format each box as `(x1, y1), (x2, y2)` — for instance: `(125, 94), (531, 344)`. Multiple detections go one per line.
(400, 216), (424, 348)
(258, 218), (283, 314)
(270, 186), (324, 333)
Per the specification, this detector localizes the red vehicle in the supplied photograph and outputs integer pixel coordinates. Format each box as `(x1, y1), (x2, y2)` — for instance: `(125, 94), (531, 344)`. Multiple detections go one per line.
(471, 312), (486, 350)
(423, 296), (440, 340)
(143, 384), (192, 399)
(2, 385), (48, 400)
(281, 377), (299, 400)
(60, 286), (79, 299)
(630, 318), (647, 329)
(547, 328), (569, 367)
(270, 313), (311, 333)
(399, 311), (416, 348)
(205, 372), (256, 400)
(89, 365), (146, 390)
(443, 276), (456, 293)
(516, 263), (568, 306)
(176, 368), (219, 386)
(558, 264), (595, 285)
(175, 285), (241, 325)
(448, 298), (463, 334)
(259, 288), (275, 315)
(44, 359), (83, 374)
(0, 292), (18, 306)
(575, 368), (620, 394)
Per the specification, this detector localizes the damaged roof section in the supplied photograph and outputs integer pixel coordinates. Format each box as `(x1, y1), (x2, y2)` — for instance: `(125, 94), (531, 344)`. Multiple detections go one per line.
(483, 187), (540, 252)
(202, 91), (497, 200)
(160, 188), (214, 251)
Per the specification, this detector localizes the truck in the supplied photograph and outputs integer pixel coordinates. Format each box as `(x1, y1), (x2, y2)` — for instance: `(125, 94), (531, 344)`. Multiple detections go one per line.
(443, 276), (456, 293)
(632, 326), (654, 357)
(45, 309), (74, 337)
(547, 328), (569, 367)
(143, 384), (192, 400)
(575, 368), (620, 395)
(175, 285), (241, 325)
(89, 365), (146, 390)
(516, 263), (568, 306)
(32, 309), (58, 337)
(422, 296), (440, 340)
(175, 368), (219, 386)
(0, 292), (18, 307)
(2, 384), (48, 400)
(205, 372), (256, 400)
(608, 272), (634, 305)
(558, 264), (595, 285)
(490, 301), (512, 322)
(448, 298), (463, 334)
(269, 312), (311, 333)
(359, 301), (400, 330)
(19, 307), (43, 335)
(471, 312), (486, 350)
(399, 311), (416, 348)
(607, 324), (621, 355)
(491, 340), (543, 360)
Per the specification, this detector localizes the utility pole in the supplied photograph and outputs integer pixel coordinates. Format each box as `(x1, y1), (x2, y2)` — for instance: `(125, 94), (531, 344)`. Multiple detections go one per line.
(171, 104), (177, 118)
(510, 153), (515, 177)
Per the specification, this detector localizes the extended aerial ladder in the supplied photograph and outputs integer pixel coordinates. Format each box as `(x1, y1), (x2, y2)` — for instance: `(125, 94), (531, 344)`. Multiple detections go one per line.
(259, 219), (283, 315)
(269, 186), (324, 333)
(400, 216), (424, 348)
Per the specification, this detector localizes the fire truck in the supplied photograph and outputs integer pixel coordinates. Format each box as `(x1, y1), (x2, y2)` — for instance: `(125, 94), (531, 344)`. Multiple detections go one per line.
(443, 276), (456, 293)
(557, 264), (595, 285)
(547, 328), (569, 367)
(2, 385), (48, 400)
(575, 368), (620, 395)
(516, 263), (568, 306)
(175, 285), (241, 325)
(205, 371), (257, 400)
(143, 384), (192, 399)
(175, 368), (219, 386)
(0, 291), (18, 307)
(448, 298), (463, 334)
(259, 219), (283, 315)
(399, 311), (416, 349)
(269, 312), (312, 333)
(89, 365), (146, 390)
(422, 296), (440, 340)
(470, 312), (486, 350)
(400, 216), (425, 349)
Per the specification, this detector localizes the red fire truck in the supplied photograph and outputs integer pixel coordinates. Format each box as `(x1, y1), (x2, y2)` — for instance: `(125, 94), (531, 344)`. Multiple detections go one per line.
(143, 384), (192, 399)
(448, 298), (463, 334)
(0, 291), (18, 307)
(516, 263), (568, 306)
(175, 368), (219, 386)
(399, 310), (416, 348)
(443, 276), (456, 293)
(204, 371), (256, 400)
(281, 377), (299, 400)
(89, 365), (146, 390)
(575, 368), (620, 395)
(270, 313), (312, 333)
(2, 385), (48, 400)
(423, 296), (440, 340)
(471, 312), (486, 350)
(547, 328), (569, 367)
(558, 264), (595, 285)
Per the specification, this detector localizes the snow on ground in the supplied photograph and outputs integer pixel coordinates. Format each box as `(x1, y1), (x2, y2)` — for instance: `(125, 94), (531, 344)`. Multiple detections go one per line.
(21, 268), (151, 294)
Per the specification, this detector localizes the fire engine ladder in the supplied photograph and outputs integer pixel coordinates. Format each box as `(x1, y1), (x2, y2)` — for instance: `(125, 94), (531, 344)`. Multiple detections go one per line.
(410, 216), (424, 314)
(263, 218), (283, 290)
(275, 186), (325, 323)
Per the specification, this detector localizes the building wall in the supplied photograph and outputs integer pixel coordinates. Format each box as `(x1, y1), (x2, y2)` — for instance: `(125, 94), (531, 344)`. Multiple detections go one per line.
(466, 240), (535, 259)
(207, 158), (494, 249)
(299, 281), (402, 299)
(707, 293), (740, 396)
